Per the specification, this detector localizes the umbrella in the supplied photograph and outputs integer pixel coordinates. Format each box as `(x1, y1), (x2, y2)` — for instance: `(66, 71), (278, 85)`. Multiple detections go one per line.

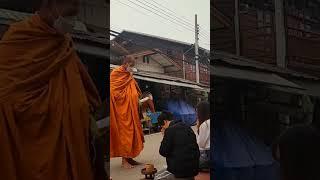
(212, 119), (280, 180)
(165, 99), (197, 126)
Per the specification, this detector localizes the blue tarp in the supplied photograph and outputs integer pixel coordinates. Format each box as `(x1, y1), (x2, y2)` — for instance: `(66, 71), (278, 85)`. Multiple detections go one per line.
(212, 120), (280, 180)
(165, 100), (197, 126)
(146, 112), (161, 124)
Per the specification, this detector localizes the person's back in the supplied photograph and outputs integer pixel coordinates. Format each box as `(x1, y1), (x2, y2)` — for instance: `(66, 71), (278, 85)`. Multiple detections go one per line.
(160, 119), (200, 178)
(273, 125), (320, 180)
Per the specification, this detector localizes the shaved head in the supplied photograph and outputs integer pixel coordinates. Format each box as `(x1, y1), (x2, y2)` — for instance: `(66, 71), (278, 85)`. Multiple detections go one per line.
(39, 0), (80, 17)
(122, 56), (136, 67)
(37, 0), (80, 27)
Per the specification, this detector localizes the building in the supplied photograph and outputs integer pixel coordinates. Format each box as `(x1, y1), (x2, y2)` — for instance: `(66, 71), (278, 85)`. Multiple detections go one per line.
(110, 32), (210, 107)
(212, 50), (320, 144)
(113, 30), (210, 85)
(213, 0), (320, 77)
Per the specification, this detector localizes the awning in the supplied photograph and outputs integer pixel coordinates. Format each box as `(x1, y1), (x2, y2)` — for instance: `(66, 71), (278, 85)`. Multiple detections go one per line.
(269, 80), (320, 97)
(134, 75), (205, 91)
(212, 65), (303, 89)
(74, 42), (108, 58)
(111, 64), (209, 92)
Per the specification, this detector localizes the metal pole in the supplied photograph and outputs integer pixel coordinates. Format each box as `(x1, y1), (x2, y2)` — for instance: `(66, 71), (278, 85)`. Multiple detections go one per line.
(235, 0), (240, 56)
(195, 14), (200, 83)
(275, 0), (286, 68)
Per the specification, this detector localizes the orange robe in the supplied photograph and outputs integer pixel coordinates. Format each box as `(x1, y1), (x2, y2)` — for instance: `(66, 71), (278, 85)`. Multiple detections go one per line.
(110, 66), (144, 158)
(0, 14), (101, 180)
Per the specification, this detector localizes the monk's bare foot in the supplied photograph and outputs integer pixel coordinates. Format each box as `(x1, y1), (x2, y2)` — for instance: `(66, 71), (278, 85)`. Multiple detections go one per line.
(122, 158), (134, 169)
(127, 158), (142, 165)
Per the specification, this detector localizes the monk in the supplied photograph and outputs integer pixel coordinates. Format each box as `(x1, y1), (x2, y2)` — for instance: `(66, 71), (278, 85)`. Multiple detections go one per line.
(110, 56), (144, 168)
(0, 0), (101, 180)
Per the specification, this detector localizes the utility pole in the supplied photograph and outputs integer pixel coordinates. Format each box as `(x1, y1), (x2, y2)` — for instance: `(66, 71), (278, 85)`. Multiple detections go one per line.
(195, 14), (200, 84)
(275, 0), (286, 68)
(235, 0), (240, 56)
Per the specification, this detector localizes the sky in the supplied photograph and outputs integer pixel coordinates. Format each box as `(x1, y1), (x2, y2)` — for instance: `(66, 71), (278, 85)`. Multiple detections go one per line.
(110, 0), (210, 50)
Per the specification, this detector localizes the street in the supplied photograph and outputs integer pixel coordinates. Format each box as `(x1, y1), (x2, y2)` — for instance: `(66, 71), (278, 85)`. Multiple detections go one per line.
(110, 133), (166, 179)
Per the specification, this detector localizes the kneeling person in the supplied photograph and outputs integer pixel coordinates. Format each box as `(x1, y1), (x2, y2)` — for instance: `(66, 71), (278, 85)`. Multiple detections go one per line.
(155, 112), (200, 180)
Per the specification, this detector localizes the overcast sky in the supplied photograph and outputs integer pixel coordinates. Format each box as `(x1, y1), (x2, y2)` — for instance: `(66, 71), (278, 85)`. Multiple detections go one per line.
(110, 0), (210, 50)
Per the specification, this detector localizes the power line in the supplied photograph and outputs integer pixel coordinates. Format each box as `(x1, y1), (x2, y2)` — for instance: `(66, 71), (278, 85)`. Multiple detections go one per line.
(119, 0), (210, 40)
(126, 0), (195, 32)
(199, 25), (211, 37)
(112, 0), (184, 33)
(140, 0), (210, 39)
(147, 0), (211, 36)
(140, 0), (194, 28)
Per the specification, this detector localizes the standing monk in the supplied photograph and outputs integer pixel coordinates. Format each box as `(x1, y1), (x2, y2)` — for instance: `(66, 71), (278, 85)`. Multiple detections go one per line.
(110, 56), (144, 168)
(0, 0), (101, 180)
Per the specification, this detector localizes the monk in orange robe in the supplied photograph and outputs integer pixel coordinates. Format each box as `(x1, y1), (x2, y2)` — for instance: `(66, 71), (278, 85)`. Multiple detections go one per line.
(0, 0), (101, 180)
(110, 56), (144, 168)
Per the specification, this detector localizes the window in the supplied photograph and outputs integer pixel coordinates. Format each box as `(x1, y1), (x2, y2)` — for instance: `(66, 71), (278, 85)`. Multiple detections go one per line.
(143, 56), (150, 64)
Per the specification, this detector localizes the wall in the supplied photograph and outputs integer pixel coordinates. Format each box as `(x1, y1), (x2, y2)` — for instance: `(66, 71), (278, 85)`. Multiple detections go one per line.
(213, 2), (320, 77)
(185, 63), (210, 85)
(240, 9), (276, 65)
(286, 13), (320, 76)
(134, 56), (164, 74)
(212, 0), (236, 54)
(78, 0), (109, 29)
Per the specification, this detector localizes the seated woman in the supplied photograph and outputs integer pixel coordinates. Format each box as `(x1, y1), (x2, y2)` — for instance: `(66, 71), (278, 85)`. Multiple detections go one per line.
(196, 101), (210, 170)
(155, 111), (199, 180)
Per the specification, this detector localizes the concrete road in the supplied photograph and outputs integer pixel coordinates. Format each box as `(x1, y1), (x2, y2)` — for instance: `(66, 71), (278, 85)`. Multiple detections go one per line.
(110, 133), (166, 180)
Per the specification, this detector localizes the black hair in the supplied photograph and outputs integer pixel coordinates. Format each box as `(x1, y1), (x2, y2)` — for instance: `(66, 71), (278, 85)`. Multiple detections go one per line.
(157, 111), (174, 126)
(272, 125), (320, 180)
(197, 101), (210, 125)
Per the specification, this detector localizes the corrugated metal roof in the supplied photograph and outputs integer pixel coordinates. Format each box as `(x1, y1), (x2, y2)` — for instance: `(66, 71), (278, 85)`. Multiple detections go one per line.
(0, 8), (30, 22)
(75, 42), (108, 58)
(72, 32), (109, 45)
(212, 65), (303, 89)
(213, 50), (319, 80)
(115, 30), (210, 60)
(268, 78), (320, 97)
(110, 64), (209, 91)
(122, 30), (209, 52)
(134, 75), (205, 91)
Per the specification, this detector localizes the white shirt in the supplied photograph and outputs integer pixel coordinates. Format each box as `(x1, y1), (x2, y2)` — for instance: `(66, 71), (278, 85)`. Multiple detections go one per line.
(197, 119), (210, 150)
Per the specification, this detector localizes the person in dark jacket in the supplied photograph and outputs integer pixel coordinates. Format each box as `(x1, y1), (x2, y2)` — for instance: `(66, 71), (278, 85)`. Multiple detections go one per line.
(272, 125), (320, 180)
(155, 112), (200, 180)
